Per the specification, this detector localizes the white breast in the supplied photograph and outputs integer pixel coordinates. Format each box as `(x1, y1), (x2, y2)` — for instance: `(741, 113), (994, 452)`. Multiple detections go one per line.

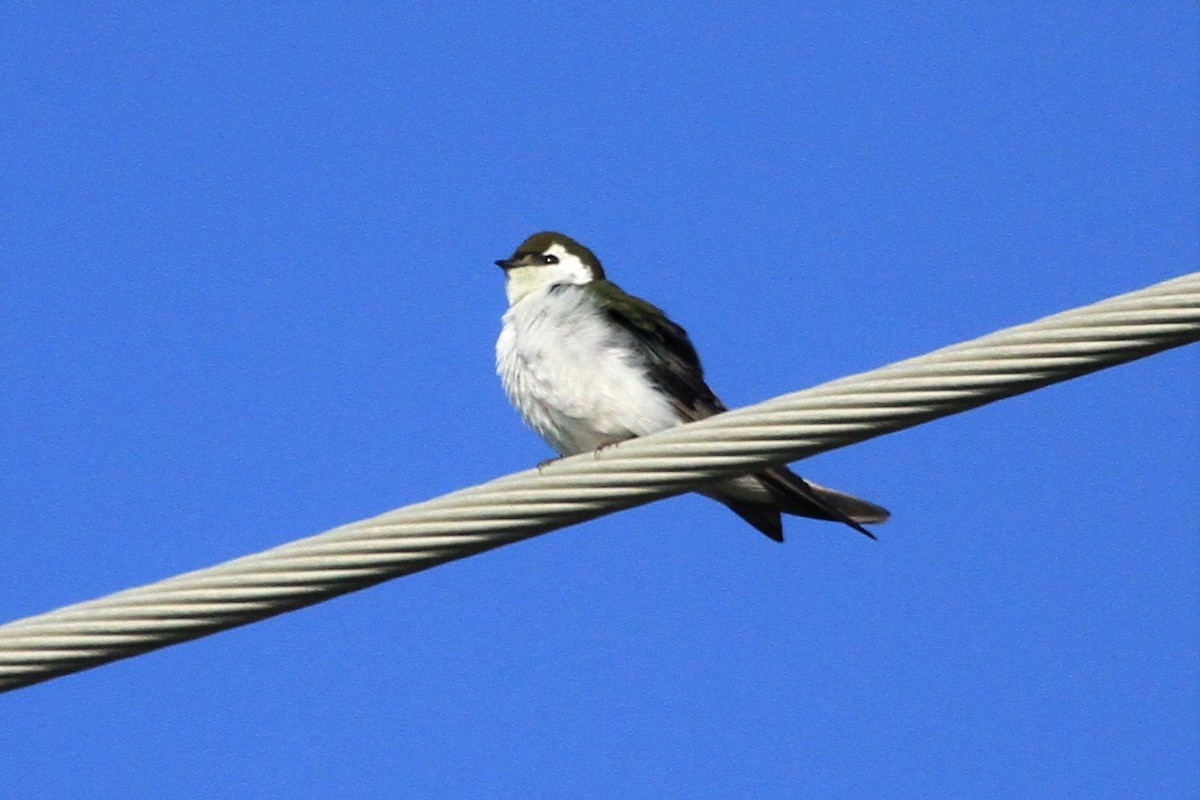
(496, 285), (682, 455)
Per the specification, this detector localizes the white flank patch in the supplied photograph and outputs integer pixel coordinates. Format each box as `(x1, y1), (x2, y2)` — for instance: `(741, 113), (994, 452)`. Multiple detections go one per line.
(496, 283), (681, 455)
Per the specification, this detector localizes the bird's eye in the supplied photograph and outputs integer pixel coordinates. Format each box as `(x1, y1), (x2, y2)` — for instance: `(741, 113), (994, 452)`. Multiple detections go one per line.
(541, 254), (559, 265)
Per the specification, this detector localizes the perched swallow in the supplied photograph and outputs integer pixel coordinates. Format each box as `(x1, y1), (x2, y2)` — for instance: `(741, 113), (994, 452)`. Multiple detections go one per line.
(494, 231), (888, 542)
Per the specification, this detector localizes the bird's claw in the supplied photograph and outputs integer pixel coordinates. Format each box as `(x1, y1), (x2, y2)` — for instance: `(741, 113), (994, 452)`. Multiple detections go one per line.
(592, 440), (623, 459)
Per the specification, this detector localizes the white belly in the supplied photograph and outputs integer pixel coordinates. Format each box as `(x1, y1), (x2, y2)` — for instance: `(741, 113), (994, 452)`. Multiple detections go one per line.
(496, 286), (682, 455)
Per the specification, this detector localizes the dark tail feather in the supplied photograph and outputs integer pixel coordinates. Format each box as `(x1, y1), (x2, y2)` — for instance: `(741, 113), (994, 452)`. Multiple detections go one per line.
(755, 467), (888, 540)
(725, 502), (785, 542)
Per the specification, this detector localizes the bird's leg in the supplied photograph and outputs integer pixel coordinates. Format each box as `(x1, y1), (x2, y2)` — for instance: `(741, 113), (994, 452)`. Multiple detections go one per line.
(591, 438), (627, 459)
(536, 439), (627, 473)
(536, 454), (566, 473)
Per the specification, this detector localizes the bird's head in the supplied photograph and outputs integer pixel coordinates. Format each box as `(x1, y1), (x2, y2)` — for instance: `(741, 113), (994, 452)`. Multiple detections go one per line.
(495, 231), (605, 305)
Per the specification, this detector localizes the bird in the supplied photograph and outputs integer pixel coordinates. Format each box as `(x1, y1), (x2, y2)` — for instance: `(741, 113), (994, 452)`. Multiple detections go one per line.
(494, 231), (889, 542)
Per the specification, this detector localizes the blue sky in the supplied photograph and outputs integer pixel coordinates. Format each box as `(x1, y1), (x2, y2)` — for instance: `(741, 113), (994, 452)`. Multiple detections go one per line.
(2, 3), (1197, 797)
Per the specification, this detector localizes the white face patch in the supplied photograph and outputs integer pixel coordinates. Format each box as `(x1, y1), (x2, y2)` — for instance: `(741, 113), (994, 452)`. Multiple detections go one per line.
(503, 242), (595, 306)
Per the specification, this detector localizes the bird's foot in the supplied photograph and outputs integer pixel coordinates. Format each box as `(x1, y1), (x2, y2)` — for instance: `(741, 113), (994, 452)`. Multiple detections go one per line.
(591, 439), (624, 459)
(536, 440), (625, 473)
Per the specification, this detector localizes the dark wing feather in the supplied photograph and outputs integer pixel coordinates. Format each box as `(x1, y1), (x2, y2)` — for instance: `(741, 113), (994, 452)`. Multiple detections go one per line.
(589, 280), (725, 420)
(717, 468), (886, 542)
(753, 466), (880, 539)
(588, 281), (889, 544)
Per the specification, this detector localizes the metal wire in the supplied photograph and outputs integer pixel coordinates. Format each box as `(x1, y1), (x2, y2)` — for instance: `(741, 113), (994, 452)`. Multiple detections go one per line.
(2, 271), (1198, 692)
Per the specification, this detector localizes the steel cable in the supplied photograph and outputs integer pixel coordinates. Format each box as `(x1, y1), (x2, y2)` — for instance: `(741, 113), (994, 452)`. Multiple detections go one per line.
(2, 271), (1197, 692)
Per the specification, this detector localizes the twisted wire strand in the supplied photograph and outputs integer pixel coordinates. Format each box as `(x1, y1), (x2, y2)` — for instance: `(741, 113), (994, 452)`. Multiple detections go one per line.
(2, 272), (1198, 692)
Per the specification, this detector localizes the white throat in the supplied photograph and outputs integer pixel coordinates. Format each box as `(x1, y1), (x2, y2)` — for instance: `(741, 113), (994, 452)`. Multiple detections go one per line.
(504, 243), (594, 306)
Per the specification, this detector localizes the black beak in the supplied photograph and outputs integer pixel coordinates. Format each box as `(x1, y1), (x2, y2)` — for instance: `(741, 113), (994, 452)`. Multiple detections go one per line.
(495, 258), (514, 270)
